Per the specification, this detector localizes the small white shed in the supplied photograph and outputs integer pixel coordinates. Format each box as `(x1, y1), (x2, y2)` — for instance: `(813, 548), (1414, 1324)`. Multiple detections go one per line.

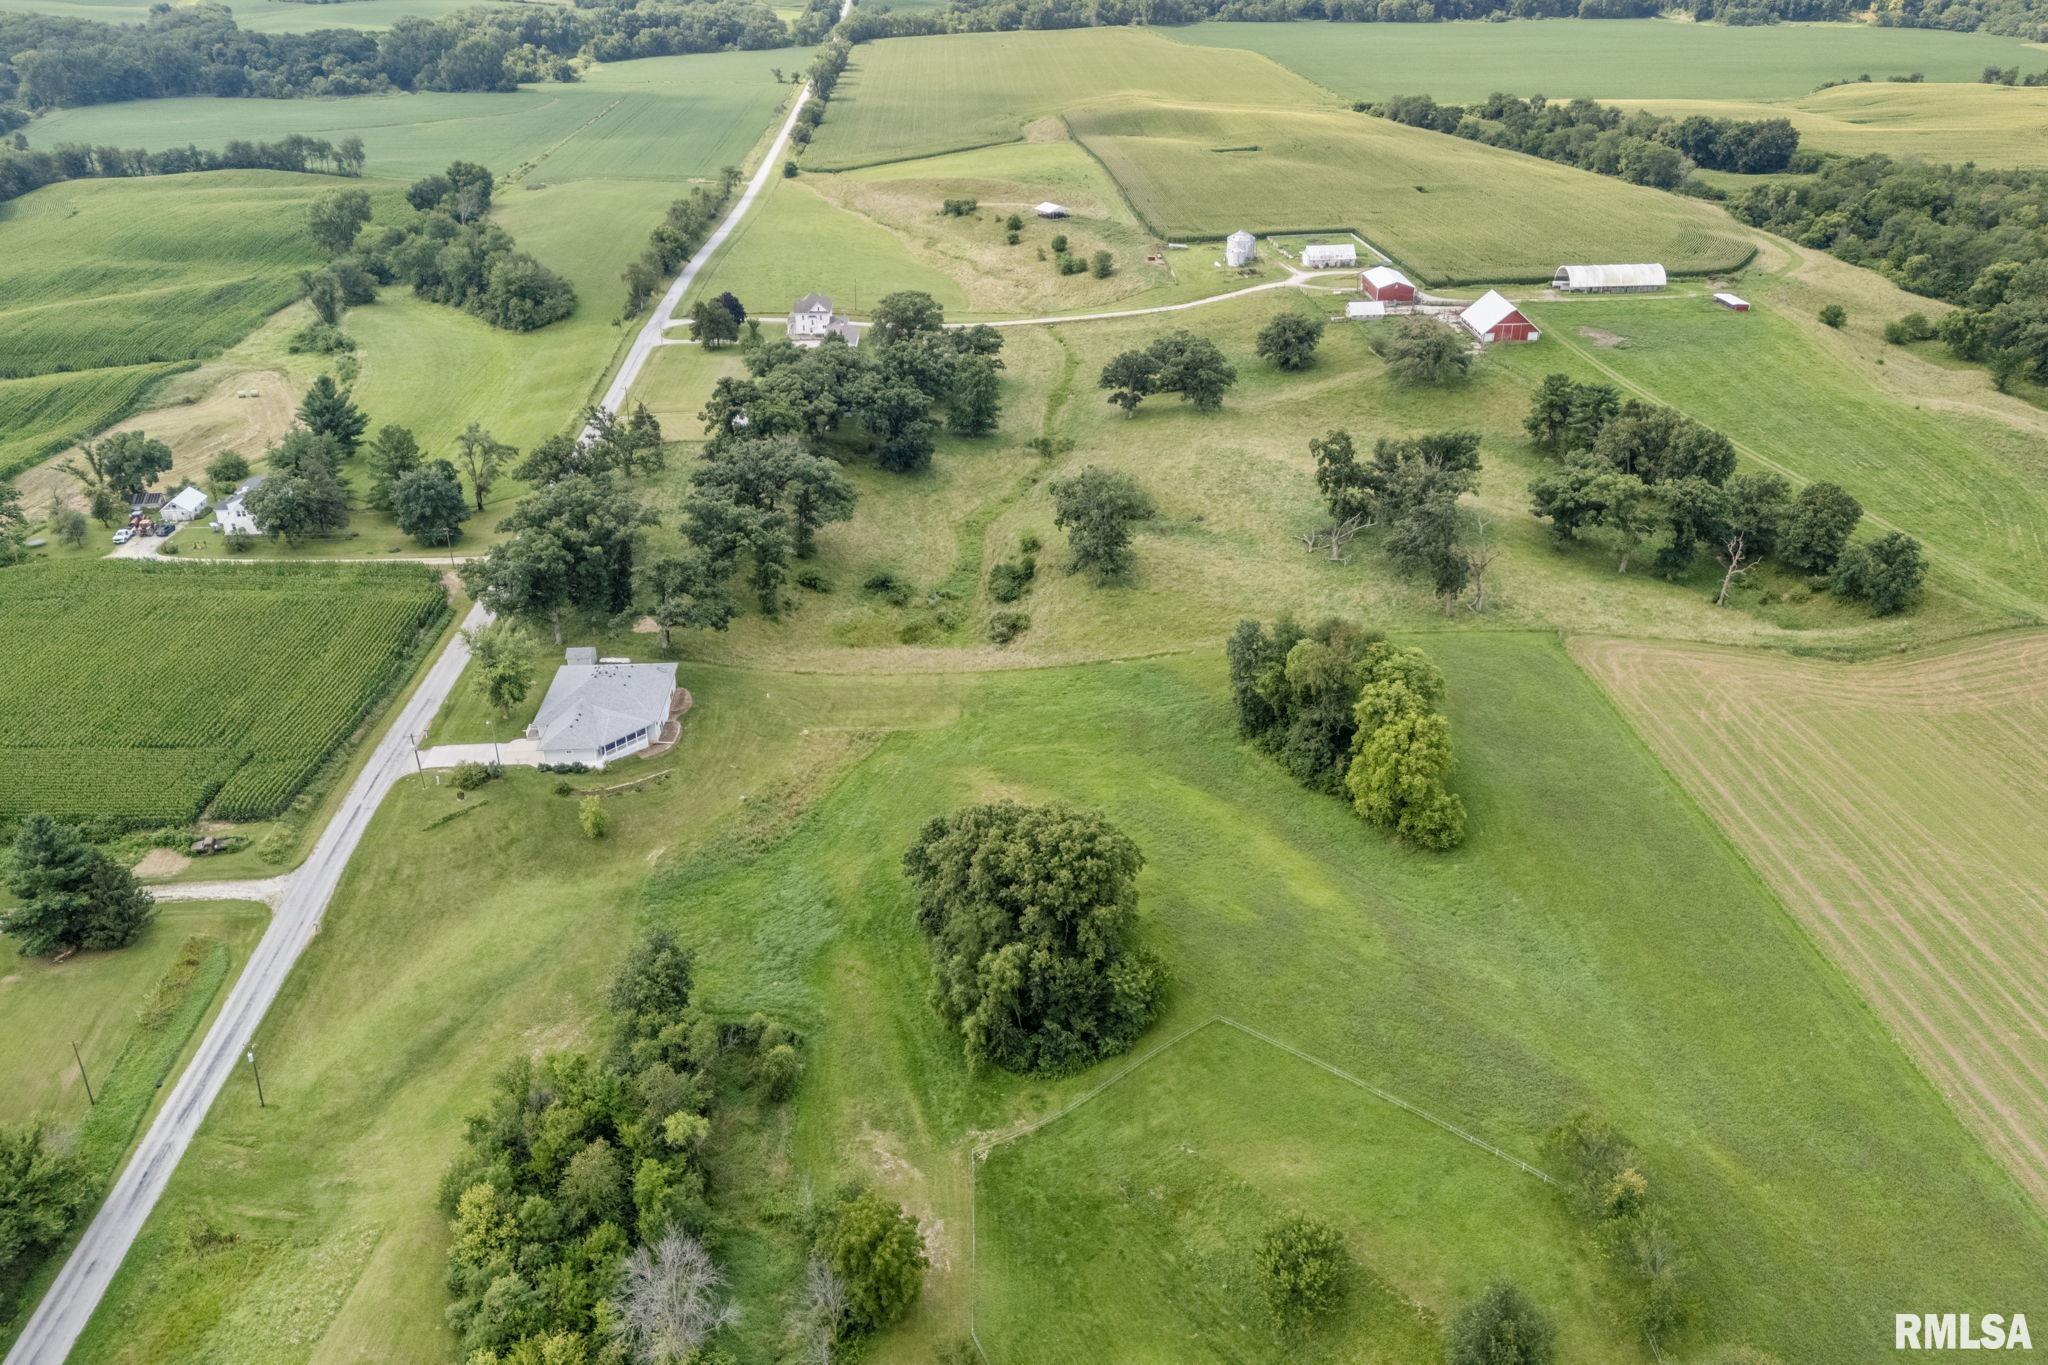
(1225, 230), (1256, 267)
(1301, 243), (1357, 269)
(1345, 300), (1388, 319)
(1035, 202), (1070, 219)
(163, 486), (210, 523)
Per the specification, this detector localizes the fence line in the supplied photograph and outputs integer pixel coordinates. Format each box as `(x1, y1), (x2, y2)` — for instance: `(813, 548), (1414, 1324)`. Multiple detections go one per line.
(964, 1014), (1561, 1363)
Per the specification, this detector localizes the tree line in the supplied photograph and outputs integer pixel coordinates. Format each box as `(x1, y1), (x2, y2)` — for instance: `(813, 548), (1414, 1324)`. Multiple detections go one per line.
(0, 131), (361, 209)
(839, 0), (1976, 44)
(1732, 156), (2048, 391)
(1523, 375), (1925, 614)
(440, 926), (930, 1362)
(0, 1), (803, 111)
(1370, 92), (1801, 191)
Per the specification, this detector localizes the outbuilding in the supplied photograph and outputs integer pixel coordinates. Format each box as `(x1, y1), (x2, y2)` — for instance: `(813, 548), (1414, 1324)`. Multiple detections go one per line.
(163, 486), (210, 523)
(1713, 291), (1751, 312)
(1459, 291), (1540, 344)
(1225, 230), (1256, 267)
(527, 652), (680, 768)
(1301, 242), (1357, 269)
(1360, 265), (1416, 302)
(1035, 202), (1070, 219)
(1552, 263), (1667, 293)
(1345, 300), (1388, 320)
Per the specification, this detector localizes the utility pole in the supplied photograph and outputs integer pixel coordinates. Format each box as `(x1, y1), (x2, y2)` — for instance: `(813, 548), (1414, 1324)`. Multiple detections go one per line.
(412, 731), (424, 776)
(71, 1042), (95, 1106)
(246, 1048), (266, 1109)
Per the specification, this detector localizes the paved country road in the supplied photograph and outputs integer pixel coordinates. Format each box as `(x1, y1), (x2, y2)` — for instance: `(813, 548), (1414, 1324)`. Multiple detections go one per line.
(3, 601), (489, 1365)
(10, 23), (844, 1358)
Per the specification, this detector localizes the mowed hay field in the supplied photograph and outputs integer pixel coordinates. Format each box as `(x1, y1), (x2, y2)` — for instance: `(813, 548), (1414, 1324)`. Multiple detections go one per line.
(1621, 81), (2048, 168)
(27, 49), (808, 185)
(1576, 632), (2048, 1210)
(1169, 18), (2048, 102)
(0, 172), (379, 476)
(1066, 101), (1753, 279)
(0, 562), (449, 826)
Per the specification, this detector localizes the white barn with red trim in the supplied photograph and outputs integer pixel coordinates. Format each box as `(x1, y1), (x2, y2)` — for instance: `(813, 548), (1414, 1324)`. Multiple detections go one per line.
(1459, 291), (1540, 344)
(1360, 265), (1415, 302)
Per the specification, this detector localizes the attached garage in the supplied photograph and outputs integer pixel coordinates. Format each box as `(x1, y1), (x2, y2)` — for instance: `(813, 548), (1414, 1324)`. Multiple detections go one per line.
(1459, 290), (1540, 344)
(1360, 265), (1416, 302)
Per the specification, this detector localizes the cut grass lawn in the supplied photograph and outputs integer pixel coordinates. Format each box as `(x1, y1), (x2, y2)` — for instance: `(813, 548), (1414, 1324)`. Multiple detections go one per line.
(1577, 631), (2048, 1211)
(1168, 17), (2048, 103)
(0, 901), (268, 1349)
(1066, 100), (1753, 280)
(24, 50), (807, 185)
(1620, 80), (2048, 168)
(67, 639), (2048, 1364)
(0, 561), (450, 825)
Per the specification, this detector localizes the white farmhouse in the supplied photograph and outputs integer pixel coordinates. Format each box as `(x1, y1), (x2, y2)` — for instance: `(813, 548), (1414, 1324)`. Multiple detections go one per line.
(1225, 230), (1256, 267)
(1301, 242), (1357, 269)
(786, 294), (862, 349)
(526, 649), (680, 767)
(162, 486), (210, 523)
(213, 476), (265, 536)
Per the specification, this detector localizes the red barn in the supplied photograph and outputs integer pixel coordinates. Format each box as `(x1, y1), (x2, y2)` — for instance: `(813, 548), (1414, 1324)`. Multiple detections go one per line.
(1459, 290), (1539, 344)
(1360, 265), (1416, 302)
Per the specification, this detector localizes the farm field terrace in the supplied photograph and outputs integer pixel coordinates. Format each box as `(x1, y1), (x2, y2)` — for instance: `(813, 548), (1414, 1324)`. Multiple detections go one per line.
(0, 172), (396, 478)
(0, 561), (450, 826)
(1618, 81), (2048, 168)
(23, 49), (812, 185)
(1577, 631), (2048, 1212)
(1167, 18), (2048, 103)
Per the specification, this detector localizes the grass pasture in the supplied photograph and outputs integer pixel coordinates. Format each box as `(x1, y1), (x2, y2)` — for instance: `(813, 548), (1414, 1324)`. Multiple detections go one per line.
(1620, 80), (2048, 168)
(1168, 18), (2048, 103)
(72, 637), (2048, 1364)
(975, 1022), (1610, 1363)
(1576, 631), (2048, 1211)
(0, 561), (450, 826)
(1065, 100), (1754, 279)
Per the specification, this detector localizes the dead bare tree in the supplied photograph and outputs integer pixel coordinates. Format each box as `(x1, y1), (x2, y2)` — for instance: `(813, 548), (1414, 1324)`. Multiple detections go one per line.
(1714, 529), (1753, 607)
(1302, 513), (1367, 561)
(1464, 509), (1500, 614)
(607, 1233), (738, 1364)
(786, 1256), (847, 1365)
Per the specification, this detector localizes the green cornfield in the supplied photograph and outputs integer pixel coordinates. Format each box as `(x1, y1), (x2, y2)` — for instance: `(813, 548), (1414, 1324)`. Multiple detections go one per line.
(0, 561), (451, 828)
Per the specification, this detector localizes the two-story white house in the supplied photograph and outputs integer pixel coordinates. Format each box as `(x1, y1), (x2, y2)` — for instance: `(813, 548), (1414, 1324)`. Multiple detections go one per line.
(787, 294), (862, 348)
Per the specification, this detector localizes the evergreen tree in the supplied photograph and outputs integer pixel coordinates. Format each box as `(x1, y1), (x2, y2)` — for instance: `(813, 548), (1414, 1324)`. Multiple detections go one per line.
(2, 815), (155, 956)
(297, 375), (369, 457)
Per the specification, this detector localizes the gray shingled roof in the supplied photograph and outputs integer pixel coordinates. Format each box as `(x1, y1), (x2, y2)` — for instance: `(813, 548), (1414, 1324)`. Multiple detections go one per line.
(792, 293), (834, 314)
(531, 661), (677, 752)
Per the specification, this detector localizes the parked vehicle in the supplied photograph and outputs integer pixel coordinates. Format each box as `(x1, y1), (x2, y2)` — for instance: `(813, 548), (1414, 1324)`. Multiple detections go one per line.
(152, 522), (173, 537)
(112, 528), (134, 545)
